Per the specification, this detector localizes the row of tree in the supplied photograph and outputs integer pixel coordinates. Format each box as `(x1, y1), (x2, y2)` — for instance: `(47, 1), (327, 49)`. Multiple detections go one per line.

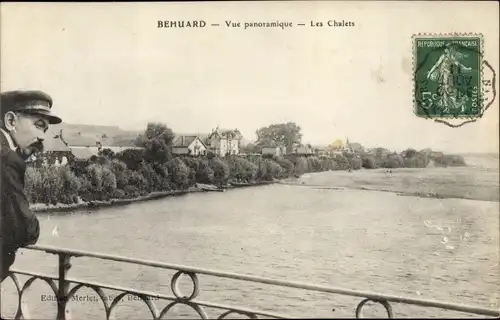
(24, 122), (466, 206)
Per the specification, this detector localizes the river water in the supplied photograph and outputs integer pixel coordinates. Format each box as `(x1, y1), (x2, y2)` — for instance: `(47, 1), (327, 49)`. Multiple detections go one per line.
(1, 156), (499, 319)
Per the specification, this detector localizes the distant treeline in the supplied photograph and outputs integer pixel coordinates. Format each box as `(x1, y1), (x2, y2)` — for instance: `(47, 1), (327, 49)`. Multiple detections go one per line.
(24, 147), (466, 206)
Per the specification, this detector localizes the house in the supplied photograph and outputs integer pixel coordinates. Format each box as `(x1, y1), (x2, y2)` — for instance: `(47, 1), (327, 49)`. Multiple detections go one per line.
(26, 129), (74, 166)
(315, 147), (328, 157)
(261, 141), (287, 156)
(54, 132), (102, 160)
(345, 138), (364, 154)
(41, 126), (144, 160)
(206, 126), (243, 156)
(292, 144), (315, 156)
(172, 135), (207, 156)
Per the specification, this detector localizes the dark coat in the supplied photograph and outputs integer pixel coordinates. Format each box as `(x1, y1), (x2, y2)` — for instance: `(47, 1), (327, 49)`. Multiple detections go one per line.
(0, 131), (40, 282)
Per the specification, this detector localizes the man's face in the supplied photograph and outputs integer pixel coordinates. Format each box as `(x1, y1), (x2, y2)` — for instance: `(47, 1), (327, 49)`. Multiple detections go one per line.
(6, 112), (49, 157)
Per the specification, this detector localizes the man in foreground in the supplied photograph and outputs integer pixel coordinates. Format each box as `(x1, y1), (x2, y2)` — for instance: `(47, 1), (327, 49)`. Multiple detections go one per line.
(0, 90), (62, 282)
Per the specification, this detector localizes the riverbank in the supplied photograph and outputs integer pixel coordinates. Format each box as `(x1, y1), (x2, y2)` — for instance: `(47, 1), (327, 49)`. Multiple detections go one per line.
(281, 167), (500, 202)
(30, 180), (277, 213)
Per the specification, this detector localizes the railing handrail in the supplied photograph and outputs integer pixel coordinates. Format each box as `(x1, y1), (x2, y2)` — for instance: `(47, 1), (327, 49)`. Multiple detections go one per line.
(20, 244), (500, 317)
(9, 269), (293, 319)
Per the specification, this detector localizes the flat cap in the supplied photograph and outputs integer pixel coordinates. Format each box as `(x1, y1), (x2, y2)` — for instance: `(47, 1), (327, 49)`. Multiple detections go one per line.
(1, 90), (62, 124)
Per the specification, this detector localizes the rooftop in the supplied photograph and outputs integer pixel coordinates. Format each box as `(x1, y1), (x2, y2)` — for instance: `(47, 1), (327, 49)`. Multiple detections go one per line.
(173, 135), (199, 147)
(46, 123), (141, 147)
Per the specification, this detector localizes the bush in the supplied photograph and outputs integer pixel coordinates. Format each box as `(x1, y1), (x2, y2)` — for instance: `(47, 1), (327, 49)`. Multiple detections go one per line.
(307, 156), (322, 172)
(210, 158), (230, 186)
(124, 185), (141, 198)
(83, 164), (117, 200)
(383, 153), (405, 168)
(361, 155), (378, 169)
(207, 151), (216, 159)
(70, 159), (93, 177)
(25, 167), (43, 204)
(166, 158), (191, 189)
(59, 166), (82, 204)
(128, 170), (149, 191)
(433, 154), (467, 167)
(138, 161), (165, 192)
(98, 148), (116, 159)
(273, 156), (295, 178)
(182, 157), (203, 185)
(109, 159), (130, 190)
(256, 159), (283, 181)
(347, 157), (362, 170)
(113, 188), (126, 199)
(24, 166), (81, 205)
(333, 155), (351, 170)
(116, 149), (146, 171)
(227, 156), (258, 182)
(196, 161), (215, 184)
(320, 158), (337, 171)
(403, 152), (430, 168)
(293, 157), (308, 176)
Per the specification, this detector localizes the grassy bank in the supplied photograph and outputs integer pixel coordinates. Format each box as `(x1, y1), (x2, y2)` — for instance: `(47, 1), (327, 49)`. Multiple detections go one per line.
(282, 167), (499, 202)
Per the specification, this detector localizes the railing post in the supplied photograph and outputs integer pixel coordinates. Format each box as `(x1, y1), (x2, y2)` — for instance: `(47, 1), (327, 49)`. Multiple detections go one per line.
(56, 253), (71, 320)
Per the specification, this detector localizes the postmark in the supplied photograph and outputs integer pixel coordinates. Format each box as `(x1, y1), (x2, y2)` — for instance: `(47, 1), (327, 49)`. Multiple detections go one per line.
(412, 33), (496, 127)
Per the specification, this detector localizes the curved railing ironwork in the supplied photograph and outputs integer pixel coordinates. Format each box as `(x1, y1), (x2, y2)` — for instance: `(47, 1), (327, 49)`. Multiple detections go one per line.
(2, 244), (499, 319)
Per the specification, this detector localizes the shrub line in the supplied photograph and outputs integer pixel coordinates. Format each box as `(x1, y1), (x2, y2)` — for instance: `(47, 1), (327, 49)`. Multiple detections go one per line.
(30, 180), (278, 213)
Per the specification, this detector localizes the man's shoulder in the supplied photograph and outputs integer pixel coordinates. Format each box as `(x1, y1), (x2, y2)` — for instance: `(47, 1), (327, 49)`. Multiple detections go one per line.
(0, 140), (24, 171)
(0, 130), (12, 155)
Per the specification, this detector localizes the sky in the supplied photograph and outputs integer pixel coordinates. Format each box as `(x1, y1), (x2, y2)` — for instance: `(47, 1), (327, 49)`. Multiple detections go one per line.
(1, 1), (499, 153)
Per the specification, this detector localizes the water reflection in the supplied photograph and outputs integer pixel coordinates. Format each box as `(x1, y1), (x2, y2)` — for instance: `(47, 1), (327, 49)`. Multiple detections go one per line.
(3, 167), (499, 319)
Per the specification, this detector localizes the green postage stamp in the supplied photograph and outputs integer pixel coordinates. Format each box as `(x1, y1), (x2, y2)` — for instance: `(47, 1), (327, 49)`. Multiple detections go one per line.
(413, 34), (485, 120)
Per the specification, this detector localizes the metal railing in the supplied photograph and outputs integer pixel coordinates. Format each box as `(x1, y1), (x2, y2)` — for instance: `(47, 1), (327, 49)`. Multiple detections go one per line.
(2, 244), (499, 319)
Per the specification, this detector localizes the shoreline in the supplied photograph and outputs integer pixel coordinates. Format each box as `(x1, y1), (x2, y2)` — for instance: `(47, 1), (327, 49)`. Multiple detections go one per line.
(279, 168), (500, 203)
(30, 180), (277, 214)
(283, 182), (499, 202)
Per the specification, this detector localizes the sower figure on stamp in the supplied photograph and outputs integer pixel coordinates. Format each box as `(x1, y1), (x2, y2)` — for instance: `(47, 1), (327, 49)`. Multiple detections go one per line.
(0, 90), (62, 283)
(426, 43), (472, 113)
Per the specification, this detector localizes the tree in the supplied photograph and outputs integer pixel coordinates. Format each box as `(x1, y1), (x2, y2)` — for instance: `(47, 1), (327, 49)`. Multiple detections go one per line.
(116, 149), (146, 171)
(98, 148), (115, 159)
(209, 158), (230, 187)
(255, 122), (302, 152)
(166, 158), (191, 189)
(135, 122), (175, 164)
(240, 143), (260, 154)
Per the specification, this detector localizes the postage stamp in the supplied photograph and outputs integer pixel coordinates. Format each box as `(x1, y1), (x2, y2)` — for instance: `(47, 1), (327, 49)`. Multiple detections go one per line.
(413, 34), (485, 120)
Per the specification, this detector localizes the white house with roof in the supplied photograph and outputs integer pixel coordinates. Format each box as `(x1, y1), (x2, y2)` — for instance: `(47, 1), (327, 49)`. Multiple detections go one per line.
(344, 138), (364, 154)
(261, 140), (287, 156)
(206, 126), (243, 157)
(43, 125), (144, 160)
(292, 144), (315, 156)
(172, 135), (207, 156)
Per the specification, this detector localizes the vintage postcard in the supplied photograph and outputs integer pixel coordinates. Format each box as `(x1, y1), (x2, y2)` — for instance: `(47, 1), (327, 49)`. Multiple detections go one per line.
(0, 1), (498, 320)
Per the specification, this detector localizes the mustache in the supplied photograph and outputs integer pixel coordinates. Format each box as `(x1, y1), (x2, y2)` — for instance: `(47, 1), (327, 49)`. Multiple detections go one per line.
(29, 140), (44, 153)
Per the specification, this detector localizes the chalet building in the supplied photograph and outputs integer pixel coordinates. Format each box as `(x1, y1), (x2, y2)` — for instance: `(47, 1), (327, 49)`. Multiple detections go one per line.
(27, 129), (74, 166)
(292, 144), (315, 156)
(261, 141), (287, 156)
(315, 147), (328, 157)
(172, 135), (207, 156)
(345, 138), (364, 154)
(39, 127), (143, 161)
(206, 126), (243, 157)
